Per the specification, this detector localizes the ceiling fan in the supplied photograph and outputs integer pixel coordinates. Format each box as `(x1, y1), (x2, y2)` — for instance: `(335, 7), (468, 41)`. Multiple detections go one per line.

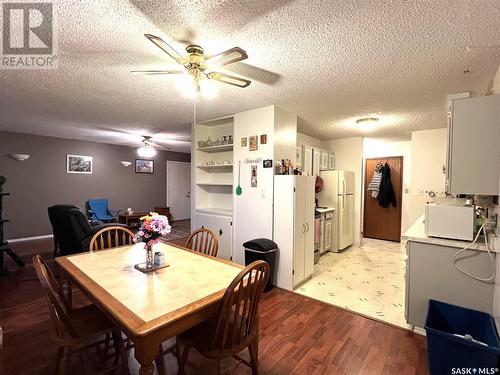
(137, 135), (170, 157)
(132, 34), (251, 92)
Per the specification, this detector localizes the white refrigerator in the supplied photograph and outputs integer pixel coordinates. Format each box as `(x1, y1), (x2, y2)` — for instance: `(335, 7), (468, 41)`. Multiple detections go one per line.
(316, 170), (355, 251)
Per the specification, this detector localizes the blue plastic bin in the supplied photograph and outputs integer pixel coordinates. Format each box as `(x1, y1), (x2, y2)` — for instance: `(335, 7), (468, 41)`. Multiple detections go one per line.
(425, 300), (500, 375)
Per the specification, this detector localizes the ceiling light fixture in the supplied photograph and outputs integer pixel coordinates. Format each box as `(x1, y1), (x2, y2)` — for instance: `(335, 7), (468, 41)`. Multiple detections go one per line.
(356, 117), (379, 126)
(137, 136), (157, 158)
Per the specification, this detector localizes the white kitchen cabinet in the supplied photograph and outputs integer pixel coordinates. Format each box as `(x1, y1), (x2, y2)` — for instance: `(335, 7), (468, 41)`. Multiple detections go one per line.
(273, 175), (315, 290)
(194, 212), (233, 261)
(312, 149), (320, 176)
(328, 153), (335, 170)
(405, 240), (495, 328)
(303, 146), (313, 176)
(295, 146), (302, 168)
(324, 219), (332, 251)
(319, 150), (329, 171)
(446, 94), (500, 195)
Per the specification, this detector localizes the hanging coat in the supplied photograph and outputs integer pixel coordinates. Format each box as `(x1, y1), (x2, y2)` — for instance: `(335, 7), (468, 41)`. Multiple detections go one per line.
(377, 163), (397, 208)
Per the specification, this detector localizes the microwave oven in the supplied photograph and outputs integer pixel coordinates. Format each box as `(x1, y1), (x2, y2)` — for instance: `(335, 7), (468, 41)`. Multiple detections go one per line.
(425, 204), (474, 241)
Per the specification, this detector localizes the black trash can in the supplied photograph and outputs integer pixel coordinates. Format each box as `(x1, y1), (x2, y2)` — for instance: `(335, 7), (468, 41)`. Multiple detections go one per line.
(243, 238), (278, 292)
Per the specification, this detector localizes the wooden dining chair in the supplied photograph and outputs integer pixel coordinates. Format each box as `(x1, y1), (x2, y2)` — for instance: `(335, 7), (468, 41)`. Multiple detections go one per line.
(185, 228), (219, 257)
(32, 255), (129, 375)
(177, 260), (270, 375)
(89, 226), (135, 252)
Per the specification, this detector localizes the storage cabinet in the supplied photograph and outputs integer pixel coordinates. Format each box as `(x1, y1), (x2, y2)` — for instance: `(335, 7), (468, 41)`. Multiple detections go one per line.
(320, 151), (329, 171)
(303, 146), (313, 176)
(312, 149), (320, 176)
(324, 219), (332, 251)
(446, 94), (500, 195)
(194, 212), (233, 261)
(273, 175), (315, 290)
(405, 240), (495, 328)
(328, 153), (335, 170)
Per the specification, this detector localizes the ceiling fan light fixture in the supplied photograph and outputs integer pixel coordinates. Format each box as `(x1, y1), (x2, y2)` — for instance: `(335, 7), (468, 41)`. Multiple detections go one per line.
(356, 117), (379, 126)
(137, 136), (157, 157)
(137, 145), (157, 158)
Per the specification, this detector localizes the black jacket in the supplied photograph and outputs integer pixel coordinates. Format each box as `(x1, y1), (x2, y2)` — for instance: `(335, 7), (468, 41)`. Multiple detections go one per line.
(377, 163), (397, 208)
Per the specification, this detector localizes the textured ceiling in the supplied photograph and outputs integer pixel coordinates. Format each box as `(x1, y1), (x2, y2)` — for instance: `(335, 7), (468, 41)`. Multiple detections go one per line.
(1, 0), (499, 152)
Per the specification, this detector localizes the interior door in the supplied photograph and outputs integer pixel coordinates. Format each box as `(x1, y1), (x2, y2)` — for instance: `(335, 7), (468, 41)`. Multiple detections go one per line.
(166, 161), (191, 221)
(363, 157), (403, 242)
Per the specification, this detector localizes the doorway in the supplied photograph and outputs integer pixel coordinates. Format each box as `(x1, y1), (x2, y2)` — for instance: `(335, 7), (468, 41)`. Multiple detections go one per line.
(363, 157), (403, 242)
(166, 161), (191, 221)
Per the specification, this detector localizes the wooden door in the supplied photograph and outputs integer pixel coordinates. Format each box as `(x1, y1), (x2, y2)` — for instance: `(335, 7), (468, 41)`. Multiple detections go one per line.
(363, 157), (403, 242)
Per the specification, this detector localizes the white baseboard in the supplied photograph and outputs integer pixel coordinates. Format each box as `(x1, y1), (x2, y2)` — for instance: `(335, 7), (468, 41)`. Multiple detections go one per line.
(7, 234), (53, 243)
(413, 326), (426, 336)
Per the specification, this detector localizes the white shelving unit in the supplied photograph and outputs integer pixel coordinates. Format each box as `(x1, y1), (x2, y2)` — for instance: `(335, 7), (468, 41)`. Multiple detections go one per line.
(192, 115), (234, 261)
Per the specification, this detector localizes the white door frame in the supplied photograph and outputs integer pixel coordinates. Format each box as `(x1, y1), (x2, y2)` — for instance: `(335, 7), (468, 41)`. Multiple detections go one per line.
(166, 161), (191, 220)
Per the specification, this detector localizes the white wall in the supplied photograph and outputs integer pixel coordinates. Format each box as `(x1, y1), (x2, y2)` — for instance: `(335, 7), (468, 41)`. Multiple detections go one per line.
(233, 106), (276, 265)
(408, 128), (448, 227)
(297, 132), (325, 150)
(323, 137), (364, 246)
(232, 105), (297, 265)
(363, 138), (412, 234)
(492, 64), (500, 94)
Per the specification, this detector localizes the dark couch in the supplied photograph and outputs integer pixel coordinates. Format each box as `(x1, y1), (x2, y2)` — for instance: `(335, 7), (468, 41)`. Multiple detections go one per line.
(48, 204), (126, 256)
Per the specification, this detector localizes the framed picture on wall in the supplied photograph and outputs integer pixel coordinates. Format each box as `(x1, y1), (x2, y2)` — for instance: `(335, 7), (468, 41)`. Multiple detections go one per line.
(249, 135), (258, 151)
(135, 159), (154, 174)
(67, 155), (93, 174)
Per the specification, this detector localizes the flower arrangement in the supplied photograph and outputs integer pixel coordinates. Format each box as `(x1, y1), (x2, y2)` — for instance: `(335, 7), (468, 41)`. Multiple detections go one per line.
(134, 212), (171, 249)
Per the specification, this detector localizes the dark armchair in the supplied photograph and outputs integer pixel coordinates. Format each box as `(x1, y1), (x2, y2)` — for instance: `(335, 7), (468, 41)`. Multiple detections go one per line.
(48, 204), (126, 257)
(86, 199), (120, 223)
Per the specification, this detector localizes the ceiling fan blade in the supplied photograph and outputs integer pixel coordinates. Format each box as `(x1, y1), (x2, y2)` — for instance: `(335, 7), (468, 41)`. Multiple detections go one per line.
(205, 47), (248, 67)
(206, 72), (251, 88)
(225, 62), (281, 85)
(144, 34), (185, 64)
(130, 69), (185, 75)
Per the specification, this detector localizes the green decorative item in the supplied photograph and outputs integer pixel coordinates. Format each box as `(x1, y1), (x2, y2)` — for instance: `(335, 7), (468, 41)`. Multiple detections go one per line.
(236, 161), (243, 196)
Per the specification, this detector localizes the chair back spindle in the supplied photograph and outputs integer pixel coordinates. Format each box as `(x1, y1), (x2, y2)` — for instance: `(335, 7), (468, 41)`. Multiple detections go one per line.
(185, 228), (218, 257)
(89, 226), (135, 251)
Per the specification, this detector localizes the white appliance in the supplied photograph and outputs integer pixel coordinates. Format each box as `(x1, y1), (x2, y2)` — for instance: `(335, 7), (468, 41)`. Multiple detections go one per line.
(316, 171), (355, 251)
(425, 203), (474, 241)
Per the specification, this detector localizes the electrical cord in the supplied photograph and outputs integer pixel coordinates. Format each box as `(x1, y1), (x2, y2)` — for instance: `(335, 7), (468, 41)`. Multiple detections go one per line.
(453, 222), (496, 282)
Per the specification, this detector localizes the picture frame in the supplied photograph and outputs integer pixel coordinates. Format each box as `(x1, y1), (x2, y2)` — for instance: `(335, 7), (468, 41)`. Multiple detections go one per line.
(249, 135), (258, 151)
(135, 159), (154, 174)
(66, 154), (93, 174)
(241, 137), (247, 147)
(260, 134), (267, 145)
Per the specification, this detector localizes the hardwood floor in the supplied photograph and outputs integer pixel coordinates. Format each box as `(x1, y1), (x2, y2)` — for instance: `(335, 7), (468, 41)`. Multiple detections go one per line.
(1, 233), (429, 374)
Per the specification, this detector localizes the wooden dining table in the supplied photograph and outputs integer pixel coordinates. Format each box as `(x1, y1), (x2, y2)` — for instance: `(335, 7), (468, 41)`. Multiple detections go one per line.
(56, 242), (244, 374)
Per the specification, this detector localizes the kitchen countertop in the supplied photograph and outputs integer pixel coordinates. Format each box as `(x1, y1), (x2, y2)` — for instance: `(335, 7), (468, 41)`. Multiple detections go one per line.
(316, 207), (335, 213)
(403, 215), (494, 252)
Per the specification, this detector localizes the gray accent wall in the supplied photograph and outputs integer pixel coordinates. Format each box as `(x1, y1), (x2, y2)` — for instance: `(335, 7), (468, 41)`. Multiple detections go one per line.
(0, 131), (191, 239)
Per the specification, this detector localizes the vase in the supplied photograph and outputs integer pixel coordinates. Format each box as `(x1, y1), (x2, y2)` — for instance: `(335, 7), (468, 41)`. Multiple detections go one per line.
(146, 244), (154, 269)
